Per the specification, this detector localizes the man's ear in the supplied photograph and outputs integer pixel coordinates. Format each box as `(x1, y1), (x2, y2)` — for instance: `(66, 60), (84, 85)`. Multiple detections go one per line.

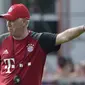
(22, 18), (28, 26)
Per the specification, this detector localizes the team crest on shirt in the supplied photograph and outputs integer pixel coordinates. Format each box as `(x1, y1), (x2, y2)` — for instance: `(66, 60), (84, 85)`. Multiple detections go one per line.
(27, 44), (34, 52)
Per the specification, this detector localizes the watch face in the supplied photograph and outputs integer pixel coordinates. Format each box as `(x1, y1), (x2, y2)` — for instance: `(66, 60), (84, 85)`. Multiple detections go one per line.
(14, 75), (20, 84)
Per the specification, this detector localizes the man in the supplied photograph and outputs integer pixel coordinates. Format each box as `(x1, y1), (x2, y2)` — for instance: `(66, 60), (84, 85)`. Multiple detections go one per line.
(0, 3), (85, 85)
(57, 57), (74, 78)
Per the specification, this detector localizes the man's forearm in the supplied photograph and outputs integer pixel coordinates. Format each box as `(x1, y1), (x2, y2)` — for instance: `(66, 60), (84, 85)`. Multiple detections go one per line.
(56, 25), (85, 44)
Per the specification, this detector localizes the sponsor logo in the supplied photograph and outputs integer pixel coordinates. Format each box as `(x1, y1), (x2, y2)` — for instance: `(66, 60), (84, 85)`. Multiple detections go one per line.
(1, 58), (32, 74)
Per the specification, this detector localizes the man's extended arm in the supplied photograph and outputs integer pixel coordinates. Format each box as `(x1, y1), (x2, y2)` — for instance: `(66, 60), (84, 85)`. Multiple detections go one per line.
(56, 25), (85, 45)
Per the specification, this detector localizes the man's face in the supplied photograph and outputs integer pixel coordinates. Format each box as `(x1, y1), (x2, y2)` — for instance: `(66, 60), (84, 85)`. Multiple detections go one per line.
(6, 18), (25, 37)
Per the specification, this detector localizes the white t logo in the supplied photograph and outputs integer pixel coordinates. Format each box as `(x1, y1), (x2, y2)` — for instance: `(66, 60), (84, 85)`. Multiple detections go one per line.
(4, 58), (15, 73)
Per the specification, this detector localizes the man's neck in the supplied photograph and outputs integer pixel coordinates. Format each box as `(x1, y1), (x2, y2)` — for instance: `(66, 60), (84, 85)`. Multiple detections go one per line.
(13, 30), (29, 40)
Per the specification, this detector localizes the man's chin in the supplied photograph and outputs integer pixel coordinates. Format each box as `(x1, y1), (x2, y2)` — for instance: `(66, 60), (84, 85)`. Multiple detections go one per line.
(9, 32), (14, 36)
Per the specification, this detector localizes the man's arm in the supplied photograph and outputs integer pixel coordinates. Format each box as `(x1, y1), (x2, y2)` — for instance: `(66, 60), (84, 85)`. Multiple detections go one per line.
(56, 25), (85, 45)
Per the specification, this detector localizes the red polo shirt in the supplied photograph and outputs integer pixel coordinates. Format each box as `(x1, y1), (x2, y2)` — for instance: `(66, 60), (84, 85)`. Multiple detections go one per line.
(0, 31), (60, 85)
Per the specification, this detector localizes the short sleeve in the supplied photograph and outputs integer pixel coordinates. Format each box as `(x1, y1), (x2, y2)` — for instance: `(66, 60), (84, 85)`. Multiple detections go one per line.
(38, 32), (61, 53)
(0, 33), (9, 62)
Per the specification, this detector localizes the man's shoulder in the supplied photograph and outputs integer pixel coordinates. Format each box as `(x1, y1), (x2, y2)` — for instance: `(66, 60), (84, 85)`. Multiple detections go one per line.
(0, 32), (9, 37)
(0, 32), (10, 39)
(0, 32), (10, 44)
(30, 31), (42, 40)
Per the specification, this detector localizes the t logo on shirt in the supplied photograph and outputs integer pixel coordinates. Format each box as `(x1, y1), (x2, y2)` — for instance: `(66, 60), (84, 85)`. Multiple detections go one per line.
(2, 58), (32, 74)
(4, 58), (15, 73)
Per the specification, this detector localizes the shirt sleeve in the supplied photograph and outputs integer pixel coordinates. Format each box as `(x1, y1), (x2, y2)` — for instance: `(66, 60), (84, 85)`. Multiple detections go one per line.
(38, 32), (61, 53)
(0, 44), (1, 70)
(0, 33), (9, 63)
